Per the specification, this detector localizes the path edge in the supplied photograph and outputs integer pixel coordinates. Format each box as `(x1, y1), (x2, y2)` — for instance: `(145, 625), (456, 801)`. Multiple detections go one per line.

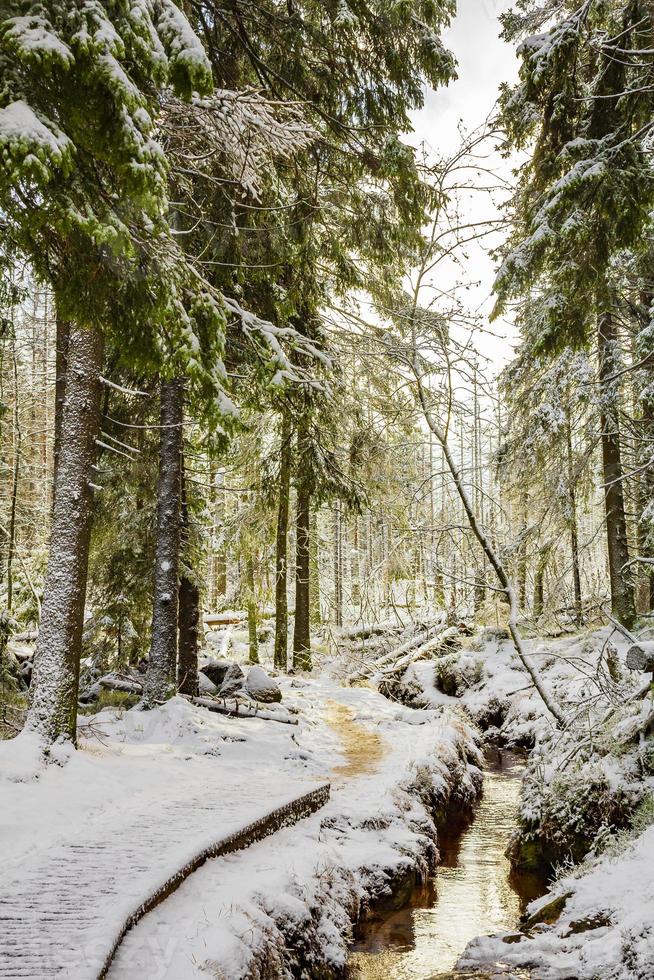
(98, 782), (331, 979)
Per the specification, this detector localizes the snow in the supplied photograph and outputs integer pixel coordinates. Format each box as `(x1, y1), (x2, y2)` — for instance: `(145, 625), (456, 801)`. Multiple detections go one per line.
(0, 100), (73, 172)
(460, 825), (654, 979)
(1, 662), (481, 979)
(3, 14), (74, 65)
(101, 677), (480, 979)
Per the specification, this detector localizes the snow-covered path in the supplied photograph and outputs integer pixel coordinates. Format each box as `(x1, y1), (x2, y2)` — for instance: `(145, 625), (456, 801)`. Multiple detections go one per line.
(0, 769), (328, 979)
(107, 680), (482, 979)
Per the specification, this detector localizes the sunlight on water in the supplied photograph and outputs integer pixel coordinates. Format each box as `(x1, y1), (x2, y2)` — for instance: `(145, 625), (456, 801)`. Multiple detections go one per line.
(347, 748), (546, 979)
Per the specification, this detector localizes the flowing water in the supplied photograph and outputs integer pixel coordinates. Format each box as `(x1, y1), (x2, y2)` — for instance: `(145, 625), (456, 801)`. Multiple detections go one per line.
(347, 747), (548, 980)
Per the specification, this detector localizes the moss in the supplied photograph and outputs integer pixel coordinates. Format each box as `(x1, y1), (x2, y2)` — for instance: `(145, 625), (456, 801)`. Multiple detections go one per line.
(523, 892), (571, 931)
(78, 690), (140, 714)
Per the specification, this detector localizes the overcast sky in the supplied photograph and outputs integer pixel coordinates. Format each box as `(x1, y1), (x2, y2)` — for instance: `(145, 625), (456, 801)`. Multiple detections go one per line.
(406, 0), (521, 372)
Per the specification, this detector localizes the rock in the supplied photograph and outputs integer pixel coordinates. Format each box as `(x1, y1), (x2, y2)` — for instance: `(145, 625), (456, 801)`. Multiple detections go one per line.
(523, 893), (572, 931)
(625, 641), (654, 672)
(218, 663), (245, 697)
(200, 659), (233, 688)
(78, 681), (102, 704)
(245, 666), (282, 704)
(198, 672), (218, 695)
(205, 630), (225, 649)
(564, 912), (612, 936)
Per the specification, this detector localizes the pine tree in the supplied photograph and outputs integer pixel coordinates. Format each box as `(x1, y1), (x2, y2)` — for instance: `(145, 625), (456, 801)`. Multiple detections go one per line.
(0, 1), (214, 747)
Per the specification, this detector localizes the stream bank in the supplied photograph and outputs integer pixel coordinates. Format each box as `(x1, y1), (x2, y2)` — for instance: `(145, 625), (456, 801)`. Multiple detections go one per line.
(347, 747), (549, 980)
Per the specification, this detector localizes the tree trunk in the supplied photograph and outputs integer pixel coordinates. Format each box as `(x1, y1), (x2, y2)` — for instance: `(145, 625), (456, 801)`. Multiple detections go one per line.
(6, 339), (21, 611)
(309, 509), (321, 626)
(597, 310), (636, 628)
(333, 503), (343, 627)
(177, 459), (199, 697)
(26, 323), (104, 746)
(273, 413), (292, 670)
(245, 556), (259, 664)
(52, 316), (71, 501)
(565, 417), (583, 624)
(143, 377), (184, 706)
(293, 479), (312, 670)
(533, 548), (549, 619)
(414, 374), (565, 726)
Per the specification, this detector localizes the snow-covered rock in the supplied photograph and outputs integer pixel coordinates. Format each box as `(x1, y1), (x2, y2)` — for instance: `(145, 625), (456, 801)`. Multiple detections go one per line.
(198, 672), (218, 695)
(218, 663), (245, 697)
(199, 659), (233, 688)
(245, 666), (282, 704)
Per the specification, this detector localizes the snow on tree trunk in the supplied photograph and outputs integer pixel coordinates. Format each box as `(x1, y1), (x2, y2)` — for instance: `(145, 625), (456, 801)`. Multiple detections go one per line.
(143, 377), (184, 706)
(27, 322), (103, 746)
(273, 413), (292, 670)
(597, 310), (636, 629)
(293, 476), (312, 670)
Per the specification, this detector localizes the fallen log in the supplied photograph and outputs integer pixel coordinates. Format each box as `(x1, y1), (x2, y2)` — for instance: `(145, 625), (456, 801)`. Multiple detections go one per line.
(79, 674), (144, 703)
(339, 623), (404, 642)
(349, 618), (453, 682)
(377, 626), (461, 679)
(183, 694), (298, 725)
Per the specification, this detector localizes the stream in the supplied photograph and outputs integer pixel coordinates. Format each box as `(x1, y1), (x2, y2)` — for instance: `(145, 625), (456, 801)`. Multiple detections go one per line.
(347, 747), (548, 980)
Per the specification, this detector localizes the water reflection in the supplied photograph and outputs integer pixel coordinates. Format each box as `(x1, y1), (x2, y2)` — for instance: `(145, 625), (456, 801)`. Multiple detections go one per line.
(348, 748), (547, 979)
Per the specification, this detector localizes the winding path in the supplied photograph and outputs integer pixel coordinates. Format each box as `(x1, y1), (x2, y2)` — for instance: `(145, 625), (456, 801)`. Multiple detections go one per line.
(0, 778), (329, 979)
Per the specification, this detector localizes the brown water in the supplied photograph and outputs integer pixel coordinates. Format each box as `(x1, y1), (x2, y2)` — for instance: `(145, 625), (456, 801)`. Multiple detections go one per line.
(347, 748), (547, 980)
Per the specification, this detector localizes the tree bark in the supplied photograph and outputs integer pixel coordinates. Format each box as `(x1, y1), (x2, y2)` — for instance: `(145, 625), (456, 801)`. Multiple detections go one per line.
(26, 323), (104, 746)
(597, 310), (636, 628)
(177, 458), (199, 697)
(293, 478), (312, 670)
(565, 417), (583, 624)
(333, 502), (343, 627)
(273, 413), (292, 669)
(6, 338), (21, 611)
(143, 377), (184, 706)
(52, 316), (71, 500)
(245, 555), (259, 664)
(309, 508), (321, 626)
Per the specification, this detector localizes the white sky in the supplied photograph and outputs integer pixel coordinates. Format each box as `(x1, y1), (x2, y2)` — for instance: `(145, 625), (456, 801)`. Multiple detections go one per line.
(406, 0), (521, 373)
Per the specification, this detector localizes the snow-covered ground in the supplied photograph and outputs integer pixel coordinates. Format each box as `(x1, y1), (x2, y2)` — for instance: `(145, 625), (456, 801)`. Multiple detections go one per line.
(0, 657), (481, 979)
(392, 626), (641, 746)
(107, 677), (481, 979)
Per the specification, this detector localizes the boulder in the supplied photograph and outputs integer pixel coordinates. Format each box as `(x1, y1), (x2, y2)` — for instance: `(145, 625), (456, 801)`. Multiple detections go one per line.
(200, 659), (233, 688)
(198, 672), (218, 695)
(217, 662), (246, 697)
(245, 666), (282, 704)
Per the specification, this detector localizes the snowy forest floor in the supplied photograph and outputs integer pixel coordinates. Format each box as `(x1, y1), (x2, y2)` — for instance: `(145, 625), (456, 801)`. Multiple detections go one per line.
(0, 658), (481, 980)
(2, 621), (654, 979)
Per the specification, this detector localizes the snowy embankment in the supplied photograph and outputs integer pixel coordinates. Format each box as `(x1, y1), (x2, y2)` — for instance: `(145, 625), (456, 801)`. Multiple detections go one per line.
(0, 668), (481, 980)
(460, 823), (654, 979)
(374, 624), (654, 979)
(106, 677), (481, 979)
